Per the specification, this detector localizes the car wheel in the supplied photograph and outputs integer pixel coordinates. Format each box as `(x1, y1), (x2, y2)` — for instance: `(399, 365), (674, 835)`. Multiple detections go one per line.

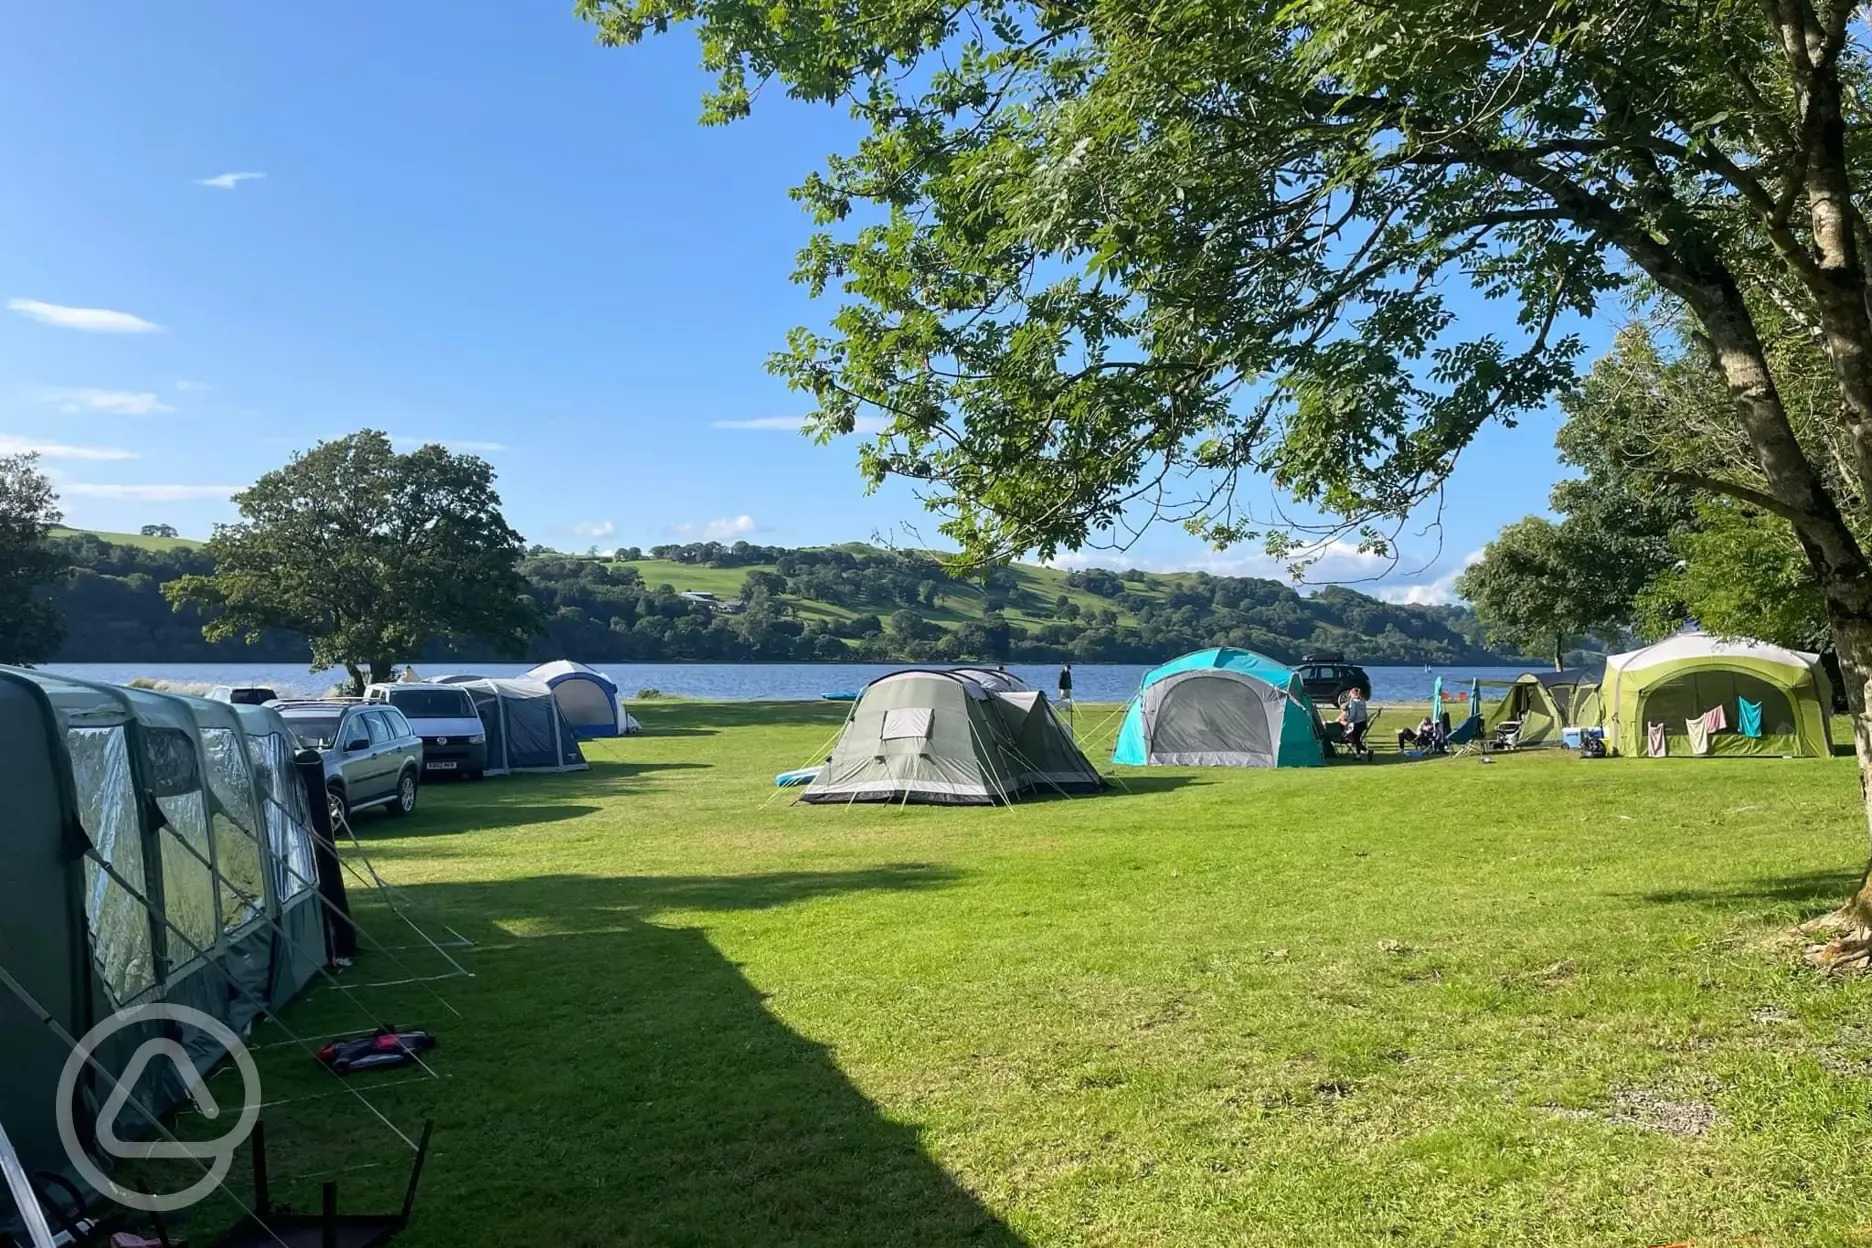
(326, 784), (348, 831)
(465, 770), (484, 782)
(387, 770), (418, 817)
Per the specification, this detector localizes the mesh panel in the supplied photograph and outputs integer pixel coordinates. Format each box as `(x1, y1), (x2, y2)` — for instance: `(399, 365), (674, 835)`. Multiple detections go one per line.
(202, 728), (266, 932)
(156, 791), (219, 960)
(67, 726), (155, 1002)
(1642, 671), (1795, 736)
(1152, 677), (1275, 760)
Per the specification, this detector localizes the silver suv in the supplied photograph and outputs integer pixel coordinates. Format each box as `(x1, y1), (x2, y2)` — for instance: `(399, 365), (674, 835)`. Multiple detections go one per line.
(274, 699), (425, 826)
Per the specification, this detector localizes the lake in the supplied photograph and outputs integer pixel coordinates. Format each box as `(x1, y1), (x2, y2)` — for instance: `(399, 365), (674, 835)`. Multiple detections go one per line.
(38, 661), (1537, 704)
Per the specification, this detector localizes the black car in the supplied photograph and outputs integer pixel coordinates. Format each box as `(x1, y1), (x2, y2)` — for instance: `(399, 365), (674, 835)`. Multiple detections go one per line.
(1297, 655), (1371, 704)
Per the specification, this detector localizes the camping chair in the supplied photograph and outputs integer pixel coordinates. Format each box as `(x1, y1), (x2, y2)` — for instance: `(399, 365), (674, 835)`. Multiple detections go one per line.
(1491, 719), (1522, 751)
(1445, 713), (1483, 758)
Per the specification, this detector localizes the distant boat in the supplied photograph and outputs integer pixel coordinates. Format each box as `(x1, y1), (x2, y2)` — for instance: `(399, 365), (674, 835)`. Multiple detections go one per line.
(821, 691), (858, 701)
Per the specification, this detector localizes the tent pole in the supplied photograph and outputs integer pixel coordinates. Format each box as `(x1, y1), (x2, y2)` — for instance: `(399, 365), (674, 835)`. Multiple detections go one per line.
(0, 1117), (58, 1248)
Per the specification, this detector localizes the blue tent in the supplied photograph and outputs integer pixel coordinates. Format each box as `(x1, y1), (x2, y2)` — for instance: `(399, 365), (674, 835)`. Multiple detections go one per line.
(1113, 648), (1327, 768)
(526, 660), (635, 738)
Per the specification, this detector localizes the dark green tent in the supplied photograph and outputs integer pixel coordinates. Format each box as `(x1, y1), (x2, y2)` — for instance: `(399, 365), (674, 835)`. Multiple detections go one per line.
(0, 667), (330, 1237)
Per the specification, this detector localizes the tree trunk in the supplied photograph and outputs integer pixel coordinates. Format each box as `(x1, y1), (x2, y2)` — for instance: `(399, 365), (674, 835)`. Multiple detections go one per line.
(1553, 636), (1564, 672)
(342, 661), (364, 697)
(369, 658), (395, 686)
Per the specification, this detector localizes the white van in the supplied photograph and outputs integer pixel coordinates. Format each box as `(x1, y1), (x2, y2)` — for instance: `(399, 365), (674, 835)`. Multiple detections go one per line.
(363, 682), (489, 779)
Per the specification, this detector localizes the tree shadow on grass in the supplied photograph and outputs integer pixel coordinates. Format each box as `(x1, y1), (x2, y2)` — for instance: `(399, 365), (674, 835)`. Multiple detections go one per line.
(1092, 774), (1210, 797)
(1637, 869), (1864, 919)
(290, 866), (1026, 1247)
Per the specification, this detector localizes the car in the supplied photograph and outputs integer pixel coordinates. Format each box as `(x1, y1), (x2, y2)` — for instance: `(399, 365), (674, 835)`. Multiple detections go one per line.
(206, 684), (280, 705)
(1296, 654), (1371, 705)
(362, 682), (489, 780)
(273, 698), (425, 826)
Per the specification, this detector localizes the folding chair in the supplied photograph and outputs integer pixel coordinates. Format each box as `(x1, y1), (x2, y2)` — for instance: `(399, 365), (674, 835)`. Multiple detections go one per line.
(1491, 719), (1522, 752)
(1445, 713), (1483, 758)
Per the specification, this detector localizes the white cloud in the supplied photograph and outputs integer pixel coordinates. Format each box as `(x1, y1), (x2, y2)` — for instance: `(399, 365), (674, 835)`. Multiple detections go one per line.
(8, 299), (163, 334)
(713, 416), (808, 431)
(42, 387), (174, 416)
(1375, 550), (1486, 606)
(712, 415), (892, 435)
(61, 482), (241, 502)
(570, 519), (616, 539)
(389, 436), (509, 454)
(175, 379), (212, 392)
(671, 514), (759, 541)
(196, 171), (264, 190)
(0, 434), (138, 461)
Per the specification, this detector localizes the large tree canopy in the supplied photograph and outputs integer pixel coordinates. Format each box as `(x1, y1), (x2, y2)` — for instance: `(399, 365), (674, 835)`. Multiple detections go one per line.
(0, 452), (68, 664)
(589, 0), (1872, 945)
(166, 431), (540, 691)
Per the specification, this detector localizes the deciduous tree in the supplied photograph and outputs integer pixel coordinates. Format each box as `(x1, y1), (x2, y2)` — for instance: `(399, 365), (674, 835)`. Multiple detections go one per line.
(165, 431), (540, 692)
(0, 453), (68, 664)
(585, 0), (1872, 950)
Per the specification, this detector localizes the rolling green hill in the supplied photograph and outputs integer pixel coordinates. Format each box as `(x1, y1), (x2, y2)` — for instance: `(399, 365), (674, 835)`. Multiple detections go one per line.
(49, 525), (200, 551)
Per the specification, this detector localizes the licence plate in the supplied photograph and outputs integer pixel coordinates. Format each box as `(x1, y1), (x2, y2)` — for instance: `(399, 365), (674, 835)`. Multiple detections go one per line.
(426, 761), (457, 770)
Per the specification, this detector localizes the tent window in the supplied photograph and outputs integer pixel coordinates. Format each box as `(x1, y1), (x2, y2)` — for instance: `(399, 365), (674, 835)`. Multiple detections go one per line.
(881, 708), (934, 741)
(248, 731), (315, 900)
(202, 727), (267, 932)
(155, 791), (220, 962)
(141, 726), (200, 797)
(66, 726), (156, 1003)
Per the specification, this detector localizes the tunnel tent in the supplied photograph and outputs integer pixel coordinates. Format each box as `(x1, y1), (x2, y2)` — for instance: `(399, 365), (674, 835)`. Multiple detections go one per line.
(1478, 670), (1600, 746)
(448, 677), (590, 774)
(526, 660), (640, 738)
(0, 668), (335, 1238)
(1113, 648), (1328, 768)
(801, 668), (1104, 805)
(1601, 633), (1834, 757)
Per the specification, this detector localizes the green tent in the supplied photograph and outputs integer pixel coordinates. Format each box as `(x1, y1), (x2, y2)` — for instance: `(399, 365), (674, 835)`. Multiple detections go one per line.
(1479, 670), (1601, 746)
(802, 669), (1105, 804)
(1601, 634), (1834, 757)
(0, 667), (329, 1236)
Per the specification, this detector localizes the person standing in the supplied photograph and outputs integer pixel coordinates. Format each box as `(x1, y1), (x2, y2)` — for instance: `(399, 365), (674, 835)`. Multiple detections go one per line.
(1342, 688), (1371, 760)
(1057, 662), (1074, 703)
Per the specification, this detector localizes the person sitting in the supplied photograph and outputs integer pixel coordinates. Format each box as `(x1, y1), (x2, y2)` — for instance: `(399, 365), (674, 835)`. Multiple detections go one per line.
(1397, 714), (1436, 752)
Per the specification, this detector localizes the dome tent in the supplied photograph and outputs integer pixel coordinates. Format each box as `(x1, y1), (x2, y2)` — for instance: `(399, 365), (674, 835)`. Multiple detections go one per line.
(1478, 670), (1601, 747)
(801, 669), (1104, 805)
(1601, 633), (1834, 757)
(1113, 648), (1328, 767)
(525, 660), (641, 738)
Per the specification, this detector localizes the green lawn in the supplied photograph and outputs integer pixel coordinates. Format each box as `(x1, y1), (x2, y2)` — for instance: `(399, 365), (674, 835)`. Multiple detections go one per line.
(195, 703), (1872, 1247)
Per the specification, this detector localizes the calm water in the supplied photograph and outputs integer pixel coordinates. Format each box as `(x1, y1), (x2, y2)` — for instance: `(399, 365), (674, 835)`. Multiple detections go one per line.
(39, 661), (1533, 703)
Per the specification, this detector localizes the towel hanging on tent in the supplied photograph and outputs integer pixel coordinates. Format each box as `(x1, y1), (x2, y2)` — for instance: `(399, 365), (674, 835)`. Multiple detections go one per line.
(1738, 698), (1763, 738)
(1647, 722), (1668, 757)
(1702, 704), (1728, 734)
(1685, 718), (1712, 756)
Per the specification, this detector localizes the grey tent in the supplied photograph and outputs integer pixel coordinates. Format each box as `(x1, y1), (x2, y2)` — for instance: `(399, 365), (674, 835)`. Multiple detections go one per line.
(444, 677), (588, 774)
(801, 669), (1105, 805)
(0, 668), (328, 1237)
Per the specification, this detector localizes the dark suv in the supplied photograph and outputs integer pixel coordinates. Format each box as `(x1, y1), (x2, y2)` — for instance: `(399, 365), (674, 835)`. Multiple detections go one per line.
(1297, 655), (1371, 704)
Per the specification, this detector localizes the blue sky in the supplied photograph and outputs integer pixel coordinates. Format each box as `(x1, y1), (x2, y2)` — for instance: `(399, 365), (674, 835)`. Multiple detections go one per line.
(0, 2), (1609, 602)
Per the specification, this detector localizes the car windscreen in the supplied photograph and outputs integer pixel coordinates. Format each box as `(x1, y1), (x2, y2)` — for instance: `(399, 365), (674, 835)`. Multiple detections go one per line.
(283, 713), (343, 749)
(387, 689), (473, 719)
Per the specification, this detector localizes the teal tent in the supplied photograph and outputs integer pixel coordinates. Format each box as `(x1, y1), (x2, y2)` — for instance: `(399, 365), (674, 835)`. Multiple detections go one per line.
(1113, 648), (1328, 767)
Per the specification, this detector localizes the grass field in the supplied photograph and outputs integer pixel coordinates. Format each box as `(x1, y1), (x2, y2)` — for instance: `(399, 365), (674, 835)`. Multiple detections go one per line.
(187, 702), (1872, 1247)
(49, 524), (201, 550)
